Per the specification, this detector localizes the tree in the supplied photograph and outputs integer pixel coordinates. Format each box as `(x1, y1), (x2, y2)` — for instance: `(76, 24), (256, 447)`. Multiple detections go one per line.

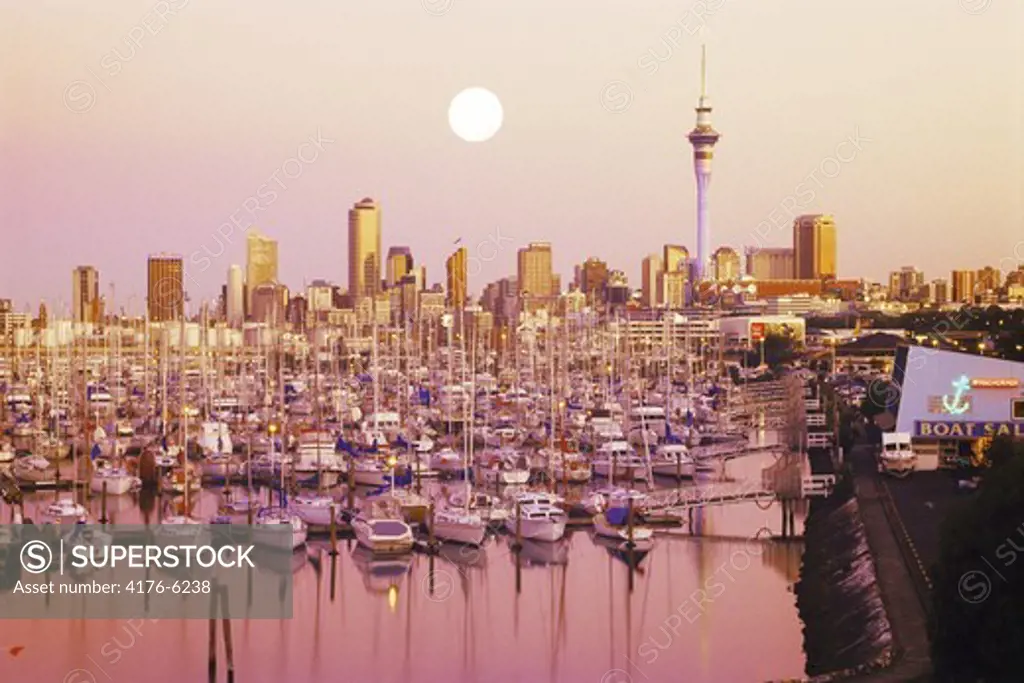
(930, 437), (1024, 681)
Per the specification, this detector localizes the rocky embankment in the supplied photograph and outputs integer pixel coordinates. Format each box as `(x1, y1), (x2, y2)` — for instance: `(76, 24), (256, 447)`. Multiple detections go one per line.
(796, 480), (895, 680)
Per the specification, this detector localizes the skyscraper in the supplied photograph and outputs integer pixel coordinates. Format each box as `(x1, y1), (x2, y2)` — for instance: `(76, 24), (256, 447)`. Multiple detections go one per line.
(226, 264), (244, 326)
(688, 46), (721, 282)
(641, 254), (662, 308)
(147, 254), (184, 322)
(744, 247), (794, 280)
(72, 266), (100, 323)
(793, 214), (837, 279)
(578, 257), (609, 303)
(951, 270), (977, 304)
(386, 246), (413, 288)
(713, 247), (741, 282)
(517, 242), (554, 299)
(246, 231), (278, 310)
(348, 197), (382, 299)
(446, 246), (468, 309)
(888, 266), (924, 301)
(663, 244), (689, 274)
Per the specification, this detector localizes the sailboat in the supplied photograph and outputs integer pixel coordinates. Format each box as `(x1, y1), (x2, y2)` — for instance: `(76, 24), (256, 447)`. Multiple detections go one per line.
(432, 325), (488, 547)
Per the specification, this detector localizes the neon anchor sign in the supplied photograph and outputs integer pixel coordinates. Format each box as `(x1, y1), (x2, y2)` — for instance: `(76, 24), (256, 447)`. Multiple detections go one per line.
(942, 375), (971, 416)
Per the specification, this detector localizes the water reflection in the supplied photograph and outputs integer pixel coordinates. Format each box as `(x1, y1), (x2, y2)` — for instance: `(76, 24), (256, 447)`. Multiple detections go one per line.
(3, 452), (807, 683)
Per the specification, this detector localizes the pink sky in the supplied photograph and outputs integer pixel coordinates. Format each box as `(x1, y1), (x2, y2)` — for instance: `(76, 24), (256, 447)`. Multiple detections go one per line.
(1, 0), (1021, 312)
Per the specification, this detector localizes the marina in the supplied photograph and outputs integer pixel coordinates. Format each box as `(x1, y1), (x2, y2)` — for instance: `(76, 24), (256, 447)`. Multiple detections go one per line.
(1, 325), (820, 682)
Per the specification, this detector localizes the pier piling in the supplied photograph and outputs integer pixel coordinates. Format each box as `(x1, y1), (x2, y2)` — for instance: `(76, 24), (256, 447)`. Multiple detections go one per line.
(99, 481), (108, 524)
(329, 505), (338, 556)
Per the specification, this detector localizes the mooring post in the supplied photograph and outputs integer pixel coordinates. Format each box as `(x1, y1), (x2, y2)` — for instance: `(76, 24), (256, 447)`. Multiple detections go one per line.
(99, 481), (108, 524)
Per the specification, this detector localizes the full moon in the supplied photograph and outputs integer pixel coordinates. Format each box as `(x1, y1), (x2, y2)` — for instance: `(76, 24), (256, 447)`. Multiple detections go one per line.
(448, 88), (503, 143)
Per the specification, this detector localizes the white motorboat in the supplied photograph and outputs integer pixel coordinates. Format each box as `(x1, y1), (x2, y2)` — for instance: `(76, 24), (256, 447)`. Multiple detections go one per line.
(592, 441), (649, 482)
(13, 454), (57, 484)
(43, 498), (89, 524)
(254, 507), (308, 550)
(0, 442), (15, 464)
(292, 431), (347, 487)
(448, 490), (510, 524)
(90, 463), (140, 495)
(505, 503), (567, 542)
(650, 444), (696, 479)
(352, 515), (415, 554)
(290, 494), (341, 527)
(433, 508), (488, 546)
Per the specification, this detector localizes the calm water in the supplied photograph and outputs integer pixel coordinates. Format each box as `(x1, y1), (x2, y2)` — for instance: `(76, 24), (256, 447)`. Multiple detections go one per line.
(3, 446), (808, 683)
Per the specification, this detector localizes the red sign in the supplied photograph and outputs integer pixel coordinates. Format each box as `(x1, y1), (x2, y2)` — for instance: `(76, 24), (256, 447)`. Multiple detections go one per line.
(751, 322), (765, 342)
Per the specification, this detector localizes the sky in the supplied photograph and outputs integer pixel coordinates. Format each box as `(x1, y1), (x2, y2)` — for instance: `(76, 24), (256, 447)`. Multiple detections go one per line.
(1, 0), (1021, 313)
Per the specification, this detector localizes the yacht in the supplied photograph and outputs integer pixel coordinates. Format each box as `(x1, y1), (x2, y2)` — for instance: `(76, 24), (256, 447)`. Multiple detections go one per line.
(650, 444), (696, 479)
(292, 430), (346, 487)
(254, 507), (308, 550)
(290, 493), (342, 527)
(43, 498), (89, 524)
(447, 490), (510, 525)
(13, 454), (57, 485)
(352, 513), (414, 554)
(432, 507), (488, 546)
(592, 441), (649, 482)
(476, 449), (530, 486)
(505, 503), (567, 542)
(593, 502), (655, 543)
(90, 462), (140, 495)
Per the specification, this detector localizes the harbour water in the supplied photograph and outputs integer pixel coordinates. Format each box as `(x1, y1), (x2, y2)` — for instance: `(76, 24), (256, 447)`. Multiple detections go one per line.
(3, 449), (808, 683)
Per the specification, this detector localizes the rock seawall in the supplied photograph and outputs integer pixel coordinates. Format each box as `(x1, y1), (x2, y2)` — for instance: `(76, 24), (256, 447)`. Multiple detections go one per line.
(796, 482), (894, 679)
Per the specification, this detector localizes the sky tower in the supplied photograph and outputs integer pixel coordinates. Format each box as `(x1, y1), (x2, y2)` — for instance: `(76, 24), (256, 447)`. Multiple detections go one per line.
(688, 45), (720, 283)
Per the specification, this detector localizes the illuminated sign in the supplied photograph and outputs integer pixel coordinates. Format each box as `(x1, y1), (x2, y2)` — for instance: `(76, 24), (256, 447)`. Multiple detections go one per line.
(915, 421), (1024, 439)
(970, 378), (1021, 389)
(928, 396), (973, 415)
(750, 323), (765, 343)
(941, 376), (971, 416)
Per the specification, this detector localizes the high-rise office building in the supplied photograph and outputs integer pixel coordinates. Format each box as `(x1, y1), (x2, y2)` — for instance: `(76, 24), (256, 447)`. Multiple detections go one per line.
(250, 283), (286, 325)
(517, 242), (554, 298)
(147, 254), (184, 322)
(446, 247), (468, 309)
(793, 214), (837, 279)
(246, 230), (278, 311)
(348, 197), (382, 299)
(661, 271), (689, 309)
(975, 266), (1001, 295)
(386, 246), (413, 289)
(928, 278), (949, 305)
(744, 247), (794, 280)
(226, 265), (244, 326)
(951, 270), (977, 304)
(888, 266), (924, 301)
(713, 247), (741, 282)
(663, 245), (689, 274)
(72, 266), (100, 323)
(688, 46), (721, 282)
(641, 254), (662, 308)
(578, 257), (609, 303)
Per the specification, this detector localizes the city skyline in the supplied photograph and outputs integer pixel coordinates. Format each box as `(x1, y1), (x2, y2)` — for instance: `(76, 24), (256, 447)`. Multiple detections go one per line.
(2, 1), (1021, 309)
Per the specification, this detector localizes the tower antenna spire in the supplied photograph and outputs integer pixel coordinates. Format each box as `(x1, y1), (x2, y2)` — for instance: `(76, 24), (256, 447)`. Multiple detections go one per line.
(700, 44), (707, 99)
